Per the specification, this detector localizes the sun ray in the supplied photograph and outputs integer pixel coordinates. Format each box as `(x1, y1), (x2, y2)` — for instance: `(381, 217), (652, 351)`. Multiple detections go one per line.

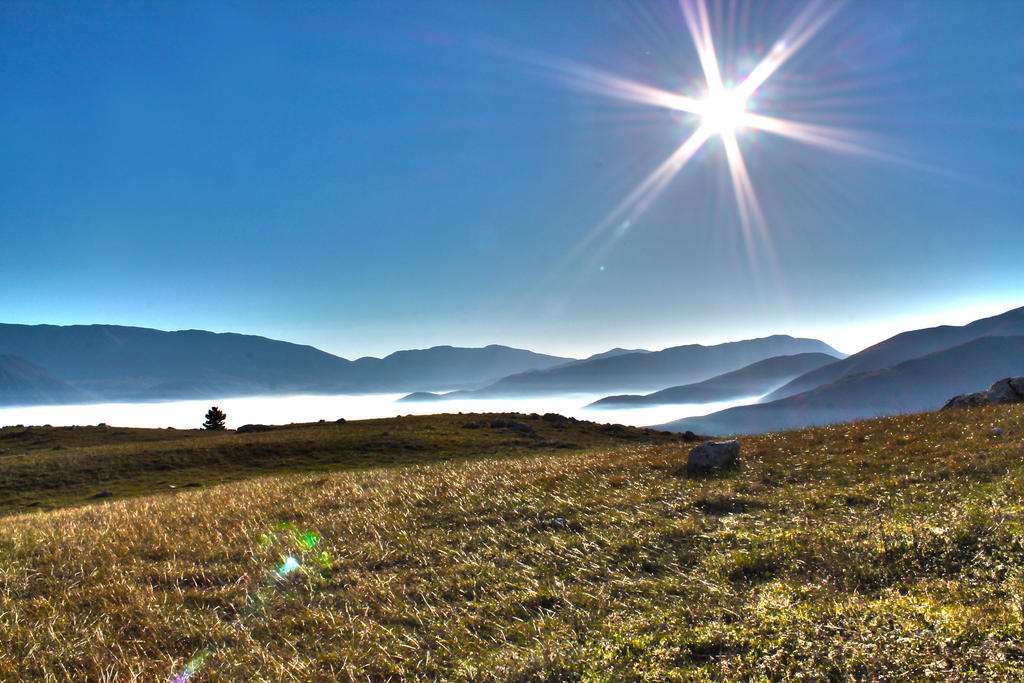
(720, 132), (764, 238)
(552, 58), (704, 113)
(736, 1), (844, 100)
(720, 130), (773, 277)
(679, 0), (724, 92)
(524, 124), (716, 312)
(575, 125), (714, 254)
(741, 112), (908, 164)
(516, 0), (912, 308)
(508, 49), (704, 114)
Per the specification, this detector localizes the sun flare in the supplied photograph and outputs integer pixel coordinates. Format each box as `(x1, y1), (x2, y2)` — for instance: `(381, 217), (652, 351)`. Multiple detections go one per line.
(541, 0), (885, 268)
(698, 88), (748, 134)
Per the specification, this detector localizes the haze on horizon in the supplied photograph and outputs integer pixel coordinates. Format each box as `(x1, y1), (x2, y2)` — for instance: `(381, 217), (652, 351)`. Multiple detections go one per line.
(2, 1), (1022, 358)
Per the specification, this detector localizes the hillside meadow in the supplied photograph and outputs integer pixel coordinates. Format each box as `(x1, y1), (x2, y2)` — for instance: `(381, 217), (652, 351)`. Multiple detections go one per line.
(0, 414), (680, 516)
(1, 405), (1023, 680)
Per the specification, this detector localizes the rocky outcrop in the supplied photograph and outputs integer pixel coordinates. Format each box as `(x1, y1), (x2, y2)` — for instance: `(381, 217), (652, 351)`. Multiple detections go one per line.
(988, 377), (1024, 403)
(943, 377), (1024, 410)
(686, 440), (740, 473)
(236, 424), (275, 433)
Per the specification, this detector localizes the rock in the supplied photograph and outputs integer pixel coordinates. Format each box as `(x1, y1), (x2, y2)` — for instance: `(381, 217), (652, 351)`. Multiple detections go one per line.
(686, 440), (741, 474)
(991, 427), (1004, 437)
(236, 424), (274, 434)
(489, 419), (508, 429)
(542, 413), (567, 423)
(462, 421), (483, 429)
(943, 377), (1024, 410)
(90, 490), (113, 499)
(549, 517), (569, 529)
(681, 430), (700, 442)
(943, 392), (991, 410)
(335, 418), (346, 424)
(988, 377), (1024, 404)
(508, 421), (535, 434)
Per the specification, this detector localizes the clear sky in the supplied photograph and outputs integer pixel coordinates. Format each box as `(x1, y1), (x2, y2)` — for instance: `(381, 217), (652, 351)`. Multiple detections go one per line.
(2, 1), (1022, 359)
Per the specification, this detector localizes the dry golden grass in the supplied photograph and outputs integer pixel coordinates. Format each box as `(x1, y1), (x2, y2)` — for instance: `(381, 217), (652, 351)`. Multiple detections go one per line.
(0, 413), (677, 515)
(1, 405), (1023, 680)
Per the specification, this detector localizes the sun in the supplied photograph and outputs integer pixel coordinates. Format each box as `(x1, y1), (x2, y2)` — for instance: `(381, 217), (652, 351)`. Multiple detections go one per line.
(537, 1), (868, 241)
(534, 0), (889, 277)
(698, 88), (749, 134)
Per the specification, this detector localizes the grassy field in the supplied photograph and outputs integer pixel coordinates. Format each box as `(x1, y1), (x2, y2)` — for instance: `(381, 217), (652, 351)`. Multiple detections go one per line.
(0, 413), (681, 516)
(1, 405), (1023, 680)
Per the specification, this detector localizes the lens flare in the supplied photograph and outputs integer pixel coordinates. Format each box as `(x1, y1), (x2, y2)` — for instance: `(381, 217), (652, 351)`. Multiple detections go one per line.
(168, 523), (327, 682)
(278, 556), (300, 576)
(170, 651), (207, 683)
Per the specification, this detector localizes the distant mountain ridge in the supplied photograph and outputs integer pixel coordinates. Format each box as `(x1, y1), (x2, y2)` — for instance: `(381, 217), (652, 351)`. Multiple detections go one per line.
(0, 324), (573, 405)
(346, 344), (572, 391)
(660, 334), (1024, 435)
(470, 335), (844, 397)
(762, 305), (1024, 402)
(0, 355), (92, 406)
(588, 352), (839, 407)
(581, 348), (651, 362)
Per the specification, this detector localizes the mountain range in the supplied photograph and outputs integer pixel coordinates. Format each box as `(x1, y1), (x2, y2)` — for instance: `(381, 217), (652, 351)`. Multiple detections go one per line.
(587, 352), (839, 408)
(0, 324), (842, 407)
(459, 336), (843, 397)
(0, 324), (572, 405)
(660, 305), (1024, 435)
(397, 337), (843, 402)
(761, 306), (1024, 402)
(4, 306), (1023, 431)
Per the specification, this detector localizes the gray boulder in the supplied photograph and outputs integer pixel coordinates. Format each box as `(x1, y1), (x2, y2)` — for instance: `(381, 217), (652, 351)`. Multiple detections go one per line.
(988, 377), (1024, 404)
(942, 391), (992, 410)
(686, 440), (740, 473)
(236, 424), (274, 433)
(943, 376), (1024, 410)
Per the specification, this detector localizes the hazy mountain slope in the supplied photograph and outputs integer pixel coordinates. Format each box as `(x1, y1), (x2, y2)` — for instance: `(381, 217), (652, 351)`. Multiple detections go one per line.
(589, 352), (838, 407)
(660, 335), (1024, 435)
(0, 324), (355, 400)
(472, 336), (844, 397)
(0, 355), (92, 406)
(399, 348), (653, 400)
(0, 324), (575, 402)
(582, 348), (651, 362)
(348, 345), (573, 392)
(763, 305), (1024, 401)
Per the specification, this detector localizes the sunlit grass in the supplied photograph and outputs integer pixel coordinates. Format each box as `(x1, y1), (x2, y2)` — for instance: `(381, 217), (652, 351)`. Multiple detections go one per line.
(0, 413), (674, 515)
(1, 405), (1023, 680)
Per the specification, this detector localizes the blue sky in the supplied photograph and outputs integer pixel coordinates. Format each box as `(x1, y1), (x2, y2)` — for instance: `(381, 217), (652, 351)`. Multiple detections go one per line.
(2, 0), (1022, 358)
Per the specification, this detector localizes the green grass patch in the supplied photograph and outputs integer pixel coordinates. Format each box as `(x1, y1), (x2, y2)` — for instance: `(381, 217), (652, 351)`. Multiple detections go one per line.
(0, 413), (681, 516)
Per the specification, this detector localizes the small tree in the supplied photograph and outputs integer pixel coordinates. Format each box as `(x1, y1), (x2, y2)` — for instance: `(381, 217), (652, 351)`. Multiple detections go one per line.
(203, 406), (227, 430)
